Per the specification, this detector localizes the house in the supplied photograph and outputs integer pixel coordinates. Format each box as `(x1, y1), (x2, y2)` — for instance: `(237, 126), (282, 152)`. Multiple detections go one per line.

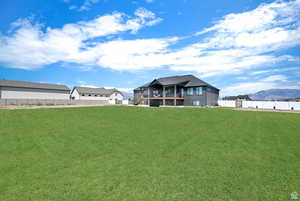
(222, 95), (252, 101)
(0, 79), (70, 100)
(134, 75), (219, 106)
(71, 87), (124, 104)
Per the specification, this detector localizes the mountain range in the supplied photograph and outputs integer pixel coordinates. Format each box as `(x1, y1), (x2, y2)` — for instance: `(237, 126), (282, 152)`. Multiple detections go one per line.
(249, 89), (300, 100)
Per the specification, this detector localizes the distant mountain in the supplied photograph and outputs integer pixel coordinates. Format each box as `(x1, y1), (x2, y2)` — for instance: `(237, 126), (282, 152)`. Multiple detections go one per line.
(249, 89), (300, 100)
(120, 91), (133, 100)
(223, 95), (252, 100)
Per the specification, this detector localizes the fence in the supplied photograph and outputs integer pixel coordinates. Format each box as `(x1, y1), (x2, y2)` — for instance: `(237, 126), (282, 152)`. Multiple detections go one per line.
(218, 100), (300, 111)
(217, 100), (236, 107)
(0, 99), (109, 106)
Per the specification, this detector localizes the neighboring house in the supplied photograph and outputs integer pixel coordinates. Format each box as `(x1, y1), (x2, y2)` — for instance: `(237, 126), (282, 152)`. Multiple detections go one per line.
(222, 95), (252, 101)
(71, 87), (124, 104)
(134, 75), (219, 106)
(0, 79), (70, 100)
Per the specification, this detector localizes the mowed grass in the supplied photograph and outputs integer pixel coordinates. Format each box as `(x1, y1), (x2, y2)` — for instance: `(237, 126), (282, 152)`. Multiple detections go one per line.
(0, 106), (300, 201)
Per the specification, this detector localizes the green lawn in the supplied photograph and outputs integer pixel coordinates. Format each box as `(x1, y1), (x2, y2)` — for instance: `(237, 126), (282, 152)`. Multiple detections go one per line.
(0, 106), (299, 201)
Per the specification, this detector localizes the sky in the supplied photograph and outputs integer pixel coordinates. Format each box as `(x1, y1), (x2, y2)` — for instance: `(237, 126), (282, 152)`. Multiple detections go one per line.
(0, 0), (300, 96)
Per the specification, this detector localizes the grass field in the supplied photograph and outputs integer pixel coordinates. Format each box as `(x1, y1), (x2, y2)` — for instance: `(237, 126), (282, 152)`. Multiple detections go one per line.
(0, 106), (300, 201)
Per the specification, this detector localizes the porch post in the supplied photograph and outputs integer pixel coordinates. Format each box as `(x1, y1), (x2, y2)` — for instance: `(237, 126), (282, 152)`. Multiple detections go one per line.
(163, 86), (166, 106)
(148, 88), (150, 106)
(174, 85), (177, 106)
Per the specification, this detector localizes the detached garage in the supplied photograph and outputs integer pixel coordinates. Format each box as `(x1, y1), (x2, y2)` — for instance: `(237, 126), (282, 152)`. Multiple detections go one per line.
(0, 79), (70, 100)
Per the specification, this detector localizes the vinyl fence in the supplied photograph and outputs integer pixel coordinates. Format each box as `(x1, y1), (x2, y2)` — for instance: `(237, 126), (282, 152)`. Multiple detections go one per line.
(218, 100), (300, 111)
(242, 101), (300, 110)
(217, 100), (236, 107)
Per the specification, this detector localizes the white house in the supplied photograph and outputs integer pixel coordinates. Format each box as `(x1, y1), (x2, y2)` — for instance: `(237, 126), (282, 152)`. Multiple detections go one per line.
(71, 87), (124, 104)
(0, 79), (70, 100)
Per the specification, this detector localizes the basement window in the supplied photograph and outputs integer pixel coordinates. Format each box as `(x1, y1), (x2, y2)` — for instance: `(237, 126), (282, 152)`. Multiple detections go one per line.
(193, 100), (200, 106)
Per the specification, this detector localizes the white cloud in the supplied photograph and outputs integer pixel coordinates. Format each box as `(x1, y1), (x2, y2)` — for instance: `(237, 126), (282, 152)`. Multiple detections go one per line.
(90, 0), (300, 76)
(197, 0), (300, 51)
(105, 86), (134, 93)
(79, 0), (101, 11)
(262, 75), (287, 82)
(0, 8), (161, 69)
(221, 81), (278, 96)
(221, 74), (298, 96)
(251, 70), (273, 75)
(250, 67), (300, 75)
(1, 0), (300, 79)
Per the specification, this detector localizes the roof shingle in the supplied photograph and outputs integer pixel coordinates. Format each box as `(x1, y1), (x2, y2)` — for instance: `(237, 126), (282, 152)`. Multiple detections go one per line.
(74, 87), (123, 96)
(137, 75), (219, 90)
(0, 79), (70, 91)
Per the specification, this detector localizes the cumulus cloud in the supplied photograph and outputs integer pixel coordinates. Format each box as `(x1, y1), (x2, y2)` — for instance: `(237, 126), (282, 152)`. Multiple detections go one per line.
(221, 74), (298, 96)
(79, 0), (102, 11)
(0, 8), (161, 69)
(1, 0), (300, 78)
(262, 75), (287, 82)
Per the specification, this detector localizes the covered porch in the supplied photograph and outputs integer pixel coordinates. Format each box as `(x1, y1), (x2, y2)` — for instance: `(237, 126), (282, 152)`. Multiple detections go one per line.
(142, 84), (185, 106)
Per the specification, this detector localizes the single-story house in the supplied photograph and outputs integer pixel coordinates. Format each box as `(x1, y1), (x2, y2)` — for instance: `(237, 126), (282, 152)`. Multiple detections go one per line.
(134, 74), (219, 106)
(0, 79), (71, 100)
(71, 87), (124, 104)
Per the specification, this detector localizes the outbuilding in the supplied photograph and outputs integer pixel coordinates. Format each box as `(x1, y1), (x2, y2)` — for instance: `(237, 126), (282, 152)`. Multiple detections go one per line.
(71, 86), (123, 104)
(0, 79), (71, 100)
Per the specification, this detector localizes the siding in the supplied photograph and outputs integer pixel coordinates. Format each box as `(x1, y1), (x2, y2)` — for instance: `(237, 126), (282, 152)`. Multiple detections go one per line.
(72, 89), (124, 102)
(183, 87), (219, 106)
(1, 86), (70, 100)
(206, 87), (219, 106)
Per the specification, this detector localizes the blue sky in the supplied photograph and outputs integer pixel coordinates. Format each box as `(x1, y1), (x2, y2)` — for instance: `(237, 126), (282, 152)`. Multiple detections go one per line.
(0, 0), (300, 96)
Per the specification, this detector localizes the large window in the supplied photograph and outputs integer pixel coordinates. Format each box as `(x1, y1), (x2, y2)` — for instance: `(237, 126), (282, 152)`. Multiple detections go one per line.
(187, 88), (193, 95)
(195, 87), (203, 95)
(143, 88), (148, 97)
(193, 100), (200, 106)
(166, 87), (174, 97)
(177, 88), (184, 97)
(152, 89), (159, 97)
(180, 88), (184, 97)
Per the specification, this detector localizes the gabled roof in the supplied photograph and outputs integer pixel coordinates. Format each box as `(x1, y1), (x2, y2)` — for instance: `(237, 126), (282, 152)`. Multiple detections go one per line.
(73, 87), (123, 96)
(136, 75), (219, 90)
(0, 79), (70, 91)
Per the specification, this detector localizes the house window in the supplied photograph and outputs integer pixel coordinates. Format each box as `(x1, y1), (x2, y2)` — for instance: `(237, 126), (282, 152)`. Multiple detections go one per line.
(187, 88), (193, 95)
(193, 100), (200, 106)
(152, 89), (159, 97)
(195, 87), (203, 95)
(166, 87), (174, 97)
(180, 88), (184, 97)
(142, 88), (148, 97)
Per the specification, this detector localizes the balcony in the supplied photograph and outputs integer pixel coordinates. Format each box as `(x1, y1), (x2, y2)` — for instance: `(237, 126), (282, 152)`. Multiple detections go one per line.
(141, 85), (185, 99)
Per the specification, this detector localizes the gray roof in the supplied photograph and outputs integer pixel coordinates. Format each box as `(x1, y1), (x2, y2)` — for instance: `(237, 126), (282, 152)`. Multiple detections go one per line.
(0, 79), (70, 91)
(136, 75), (219, 90)
(74, 87), (123, 96)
